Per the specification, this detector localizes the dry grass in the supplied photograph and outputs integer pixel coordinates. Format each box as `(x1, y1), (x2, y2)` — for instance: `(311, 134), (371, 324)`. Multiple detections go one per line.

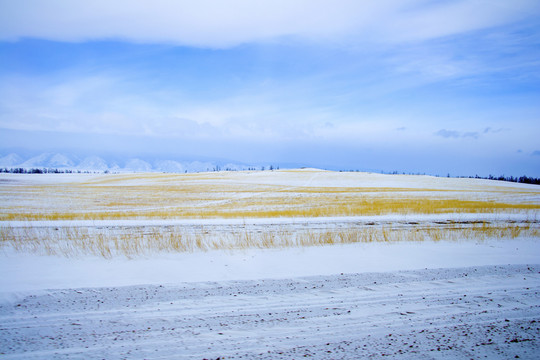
(1, 179), (538, 221)
(1, 171), (539, 258)
(1, 222), (538, 258)
(2, 170), (540, 221)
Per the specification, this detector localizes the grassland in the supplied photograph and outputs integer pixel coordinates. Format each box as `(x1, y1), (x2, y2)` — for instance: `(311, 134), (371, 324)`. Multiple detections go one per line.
(1, 170), (539, 221)
(1, 170), (539, 257)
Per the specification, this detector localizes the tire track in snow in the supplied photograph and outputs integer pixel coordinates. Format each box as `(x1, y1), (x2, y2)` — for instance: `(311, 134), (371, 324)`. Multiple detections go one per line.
(1, 265), (539, 359)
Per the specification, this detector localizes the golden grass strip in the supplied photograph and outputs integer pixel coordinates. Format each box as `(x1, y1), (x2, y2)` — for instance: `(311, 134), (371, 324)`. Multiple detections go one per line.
(1, 198), (538, 221)
(1, 222), (538, 258)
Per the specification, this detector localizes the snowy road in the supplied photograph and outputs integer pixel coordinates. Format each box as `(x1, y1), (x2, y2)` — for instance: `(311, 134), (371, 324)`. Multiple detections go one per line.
(1, 264), (539, 359)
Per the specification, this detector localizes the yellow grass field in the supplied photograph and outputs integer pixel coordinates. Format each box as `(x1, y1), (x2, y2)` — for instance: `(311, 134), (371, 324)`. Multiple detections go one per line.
(1, 169), (539, 221)
(1, 169), (539, 257)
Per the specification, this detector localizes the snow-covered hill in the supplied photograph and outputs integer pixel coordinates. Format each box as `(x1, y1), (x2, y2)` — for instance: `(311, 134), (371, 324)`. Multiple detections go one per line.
(154, 160), (185, 173)
(48, 153), (76, 168)
(0, 152), (255, 173)
(0, 153), (23, 167)
(77, 156), (110, 172)
(124, 158), (152, 172)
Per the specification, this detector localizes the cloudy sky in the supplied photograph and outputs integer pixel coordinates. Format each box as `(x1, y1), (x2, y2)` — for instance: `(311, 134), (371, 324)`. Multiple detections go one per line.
(1, 0), (539, 175)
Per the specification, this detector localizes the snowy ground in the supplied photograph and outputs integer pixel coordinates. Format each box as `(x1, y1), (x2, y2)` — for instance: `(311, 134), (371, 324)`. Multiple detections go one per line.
(1, 236), (540, 359)
(1, 171), (539, 359)
(0, 262), (539, 359)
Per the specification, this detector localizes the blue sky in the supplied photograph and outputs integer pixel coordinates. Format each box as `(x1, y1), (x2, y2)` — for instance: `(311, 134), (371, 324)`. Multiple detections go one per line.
(1, 0), (539, 176)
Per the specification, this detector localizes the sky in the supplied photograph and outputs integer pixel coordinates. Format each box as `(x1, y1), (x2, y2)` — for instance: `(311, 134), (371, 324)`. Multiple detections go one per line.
(1, 0), (539, 176)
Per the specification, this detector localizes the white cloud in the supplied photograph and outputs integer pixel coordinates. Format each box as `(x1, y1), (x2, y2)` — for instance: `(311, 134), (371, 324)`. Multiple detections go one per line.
(0, 71), (301, 139)
(435, 129), (479, 139)
(1, 0), (538, 47)
(384, 0), (539, 42)
(0, 68), (404, 144)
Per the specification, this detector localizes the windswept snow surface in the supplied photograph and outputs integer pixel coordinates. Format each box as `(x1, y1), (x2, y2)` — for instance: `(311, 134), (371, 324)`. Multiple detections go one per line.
(0, 263), (539, 359)
(1, 238), (540, 359)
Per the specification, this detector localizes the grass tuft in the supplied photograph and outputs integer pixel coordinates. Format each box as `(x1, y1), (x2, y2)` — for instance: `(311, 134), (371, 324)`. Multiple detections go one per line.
(1, 222), (537, 258)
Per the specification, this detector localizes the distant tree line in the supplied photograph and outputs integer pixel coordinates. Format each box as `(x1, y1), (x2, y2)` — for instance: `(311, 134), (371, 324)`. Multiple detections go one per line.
(213, 165), (279, 172)
(0, 165), (281, 174)
(462, 174), (540, 185)
(0, 168), (98, 174)
(340, 169), (540, 185)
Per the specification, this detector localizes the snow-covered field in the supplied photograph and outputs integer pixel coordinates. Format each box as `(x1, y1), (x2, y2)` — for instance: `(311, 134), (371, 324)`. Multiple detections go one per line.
(1, 170), (539, 359)
(1, 263), (539, 359)
(2, 169), (539, 221)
